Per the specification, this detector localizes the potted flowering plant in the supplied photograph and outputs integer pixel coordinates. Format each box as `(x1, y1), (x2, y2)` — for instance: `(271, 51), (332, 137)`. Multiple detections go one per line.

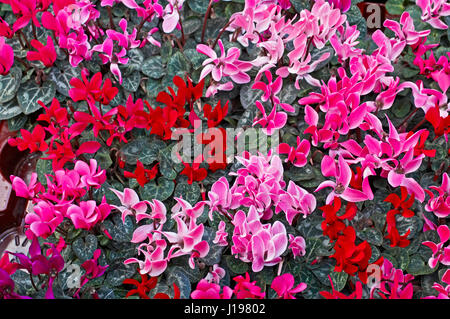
(0, 0), (449, 300)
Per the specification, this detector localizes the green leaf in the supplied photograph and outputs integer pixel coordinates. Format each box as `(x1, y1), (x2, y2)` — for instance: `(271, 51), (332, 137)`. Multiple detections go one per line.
(166, 267), (192, 299)
(201, 226), (224, 265)
(0, 66), (22, 103)
(385, 0), (404, 15)
(173, 181), (201, 205)
(102, 214), (135, 242)
(167, 51), (191, 77)
(182, 16), (202, 34)
(240, 83), (263, 109)
(105, 261), (136, 287)
(49, 63), (80, 97)
(166, 265), (202, 284)
(126, 48), (144, 72)
(72, 234), (98, 262)
(357, 227), (383, 246)
(17, 80), (56, 114)
(120, 137), (164, 165)
(142, 56), (165, 79)
(330, 271), (348, 292)
(121, 70), (141, 92)
(406, 254), (437, 276)
(290, 0), (309, 12)
(183, 48), (206, 70)
(188, 0), (210, 14)
(0, 99), (22, 120)
(7, 114), (27, 131)
(139, 177), (175, 201)
(224, 255), (248, 275)
(94, 147), (112, 170)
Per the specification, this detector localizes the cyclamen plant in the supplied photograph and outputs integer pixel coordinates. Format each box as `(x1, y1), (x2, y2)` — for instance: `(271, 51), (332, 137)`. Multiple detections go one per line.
(0, 0), (449, 300)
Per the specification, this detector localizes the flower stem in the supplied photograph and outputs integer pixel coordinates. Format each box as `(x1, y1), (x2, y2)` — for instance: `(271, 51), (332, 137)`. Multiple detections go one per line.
(201, 0), (214, 43)
(212, 18), (235, 50)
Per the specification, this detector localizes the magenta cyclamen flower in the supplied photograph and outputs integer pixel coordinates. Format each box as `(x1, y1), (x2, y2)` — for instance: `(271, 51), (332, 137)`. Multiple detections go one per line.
(423, 269), (450, 299)
(92, 38), (129, 83)
(316, 155), (370, 204)
(0, 37), (14, 75)
(288, 234), (306, 258)
(66, 200), (110, 230)
(191, 279), (233, 299)
(271, 273), (307, 299)
(277, 136), (311, 167)
(124, 239), (168, 276)
(384, 12), (431, 46)
(425, 173), (450, 218)
(24, 201), (64, 239)
(207, 176), (239, 220)
(74, 159), (106, 189)
(374, 258), (414, 299)
(253, 101), (287, 135)
(11, 172), (42, 199)
(422, 225), (450, 268)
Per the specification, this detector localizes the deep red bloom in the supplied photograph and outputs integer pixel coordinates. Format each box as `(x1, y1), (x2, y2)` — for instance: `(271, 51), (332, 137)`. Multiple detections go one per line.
(320, 276), (363, 299)
(179, 155), (208, 184)
(425, 103), (450, 139)
(37, 98), (69, 127)
(123, 273), (158, 299)
(8, 124), (48, 153)
(384, 187), (415, 248)
(203, 100), (229, 128)
(320, 197), (357, 241)
(124, 160), (159, 187)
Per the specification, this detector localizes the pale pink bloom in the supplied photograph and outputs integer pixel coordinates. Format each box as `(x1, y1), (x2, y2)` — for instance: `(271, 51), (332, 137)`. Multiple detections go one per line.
(372, 29), (406, 63)
(137, 199), (167, 224)
(416, 0), (450, 29)
(288, 234), (306, 258)
(25, 201), (64, 239)
(207, 176), (239, 220)
(191, 279), (233, 299)
(162, 0), (184, 33)
(423, 269), (450, 299)
(422, 225), (450, 268)
(74, 159), (106, 189)
(271, 273), (307, 299)
(277, 136), (310, 167)
(316, 155), (371, 204)
(253, 101), (287, 135)
(171, 197), (206, 221)
(204, 264), (226, 284)
(205, 81), (234, 98)
(425, 173), (450, 218)
(213, 221), (228, 246)
(124, 240), (168, 276)
(279, 181), (316, 224)
(231, 207), (288, 272)
(197, 40), (252, 84)
(384, 12), (431, 45)
(110, 188), (148, 223)
(162, 216), (209, 268)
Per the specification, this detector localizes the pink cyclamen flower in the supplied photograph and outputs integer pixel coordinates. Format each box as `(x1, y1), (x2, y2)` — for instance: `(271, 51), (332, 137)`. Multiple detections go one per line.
(384, 12), (431, 45)
(277, 136), (310, 167)
(207, 176), (239, 220)
(279, 181), (316, 225)
(11, 173), (42, 199)
(0, 37), (14, 75)
(191, 279), (233, 299)
(74, 159), (106, 189)
(316, 155), (370, 204)
(124, 240), (168, 276)
(106, 18), (140, 49)
(327, 0), (351, 12)
(213, 221), (228, 246)
(288, 234), (306, 258)
(197, 40), (252, 84)
(253, 101), (287, 135)
(422, 225), (450, 268)
(423, 269), (450, 299)
(425, 173), (450, 218)
(271, 273), (307, 299)
(24, 201), (64, 239)
(416, 0), (450, 29)
(66, 200), (108, 230)
(110, 188), (149, 223)
(204, 264), (226, 284)
(372, 258), (414, 299)
(92, 38), (129, 83)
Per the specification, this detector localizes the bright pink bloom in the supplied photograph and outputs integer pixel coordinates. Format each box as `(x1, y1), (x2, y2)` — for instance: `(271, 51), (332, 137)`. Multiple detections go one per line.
(124, 240), (168, 277)
(204, 264), (226, 284)
(92, 38), (129, 83)
(279, 181), (316, 224)
(422, 225), (450, 268)
(425, 173), (450, 218)
(233, 272), (265, 299)
(271, 273), (307, 299)
(416, 0), (450, 29)
(24, 201), (64, 239)
(277, 136), (310, 167)
(74, 159), (105, 189)
(0, 37), (14, 75)
(11, 173), (42, 199)
(384, 12), (431, 45)
(253, 101), (287, 135)
(191, 279), (233, 299)
(423, 269), (450, 299)
(26, 36), (57, 67)
(67, 200), (109, 230)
